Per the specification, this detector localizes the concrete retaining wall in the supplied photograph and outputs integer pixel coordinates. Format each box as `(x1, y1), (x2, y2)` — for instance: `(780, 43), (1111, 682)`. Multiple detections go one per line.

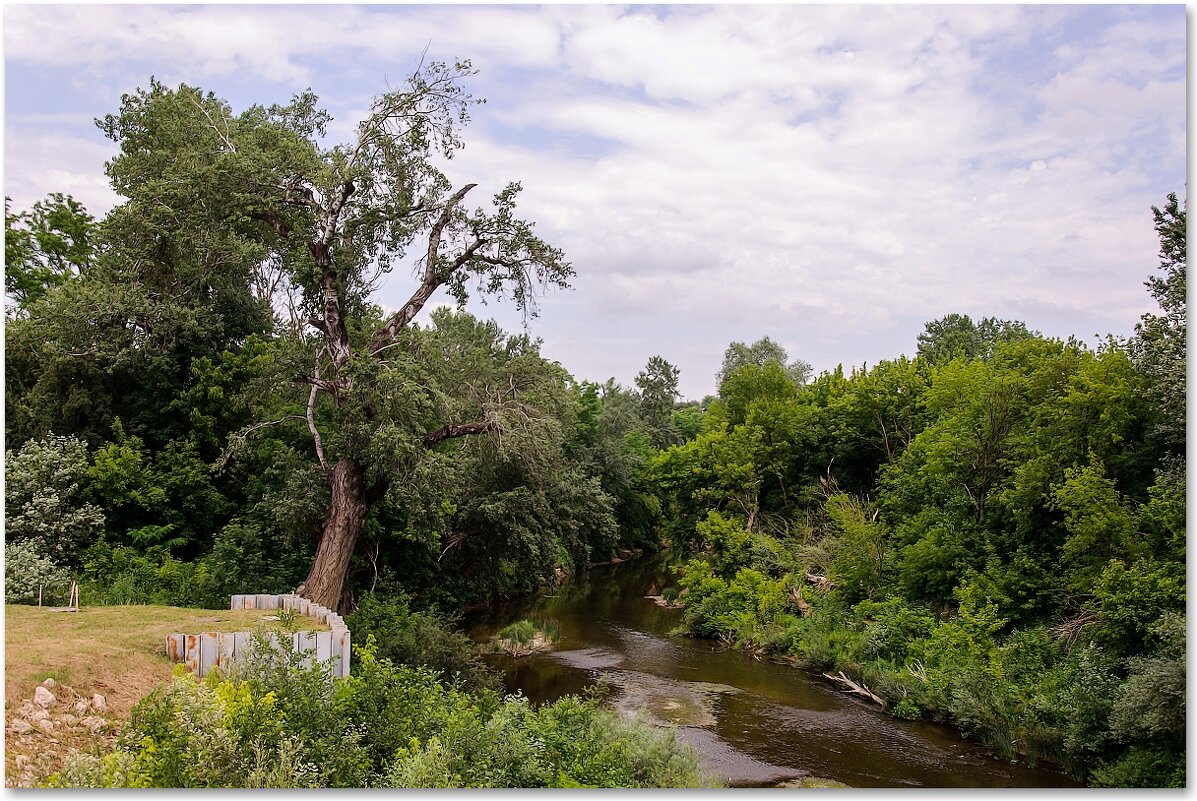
(166, 594), (351, 678)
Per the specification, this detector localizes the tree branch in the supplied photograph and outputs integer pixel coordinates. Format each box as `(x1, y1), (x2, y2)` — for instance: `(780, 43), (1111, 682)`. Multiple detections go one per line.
(422, 419), (496, 449)
(306, 359), (330, 478)
(366, 183), (477, 356)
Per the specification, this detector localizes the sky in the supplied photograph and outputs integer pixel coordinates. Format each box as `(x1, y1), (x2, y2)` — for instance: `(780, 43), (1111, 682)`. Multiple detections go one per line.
(4, 4), (1187, 400)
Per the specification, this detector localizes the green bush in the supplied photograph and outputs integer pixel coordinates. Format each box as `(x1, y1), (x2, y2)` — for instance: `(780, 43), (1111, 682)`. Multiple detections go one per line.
(4, 539), (71, 604)
(347, 593), (498, 692)
(5, 433), (104, 566)
(49, 640), (713, 788)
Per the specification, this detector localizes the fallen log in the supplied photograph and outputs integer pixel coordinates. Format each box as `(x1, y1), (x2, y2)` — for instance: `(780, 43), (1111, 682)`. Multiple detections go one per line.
(823, 670), (886, 708)
(788, 587), (811, 617)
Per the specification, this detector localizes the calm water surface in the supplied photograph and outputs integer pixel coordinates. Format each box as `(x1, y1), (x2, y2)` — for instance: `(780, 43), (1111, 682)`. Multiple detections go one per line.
(471, 556), (1081, 788)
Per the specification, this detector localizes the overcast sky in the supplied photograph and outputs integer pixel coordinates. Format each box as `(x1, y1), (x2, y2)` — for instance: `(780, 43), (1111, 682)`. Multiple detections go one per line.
(4, 4), (1186, 400)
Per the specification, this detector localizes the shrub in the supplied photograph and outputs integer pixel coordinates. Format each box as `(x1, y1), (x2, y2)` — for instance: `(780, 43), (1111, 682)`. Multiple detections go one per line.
(347, 593), (498, 692)
(48, 642), (713, 789)
(4, 539), (71, 604)
(5, 434), (104, 566)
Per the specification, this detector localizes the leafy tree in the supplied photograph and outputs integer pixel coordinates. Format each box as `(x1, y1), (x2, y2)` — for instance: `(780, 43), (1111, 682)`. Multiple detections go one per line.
(98, 67), (572, 609)
(1131, 193), (1185, 454)
(716, 336), (811, 393)
(5, 433), (105, 566)
(5, 193), (98, 314)
(916, 314), (1033, 365)
(634, 355), (681, 448)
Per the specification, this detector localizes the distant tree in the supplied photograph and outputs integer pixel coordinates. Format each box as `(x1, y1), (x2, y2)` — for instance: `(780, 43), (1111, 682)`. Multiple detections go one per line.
(1132, 193), (1185, 454)
(916, 314), (1032, 364)
(716, 336), (811, 393)
(635, 355), (681, 448)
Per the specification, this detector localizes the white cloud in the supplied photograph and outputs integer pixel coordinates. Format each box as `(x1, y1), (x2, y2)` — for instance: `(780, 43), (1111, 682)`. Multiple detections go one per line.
(3, 5), (1183, 400)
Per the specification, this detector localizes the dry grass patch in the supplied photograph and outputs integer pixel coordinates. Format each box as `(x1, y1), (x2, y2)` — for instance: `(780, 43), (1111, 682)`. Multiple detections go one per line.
(4, 604), (328, 785)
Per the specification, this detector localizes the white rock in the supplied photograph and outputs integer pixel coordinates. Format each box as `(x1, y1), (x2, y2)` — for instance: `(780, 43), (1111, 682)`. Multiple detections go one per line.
(60, 714), (78, 726)
(74, 700), (90, 716)
(80, 716), (109, 733)
(9, 719), (32, 734)
(33, 686), (55, 708)
(18, 701), (36, 717)
(41, 678), (57, 689)
(27, 707), (49, 722)
(91, 694), (108, 712)
(36, 718), (54, 734)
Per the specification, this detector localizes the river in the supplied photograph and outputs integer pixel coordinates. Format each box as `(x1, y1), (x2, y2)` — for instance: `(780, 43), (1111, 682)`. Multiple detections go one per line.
(471, 555), (1081, 788)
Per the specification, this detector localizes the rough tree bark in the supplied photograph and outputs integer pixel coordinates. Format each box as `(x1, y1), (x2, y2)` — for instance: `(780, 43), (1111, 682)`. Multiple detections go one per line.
(299, 458), (370, 609)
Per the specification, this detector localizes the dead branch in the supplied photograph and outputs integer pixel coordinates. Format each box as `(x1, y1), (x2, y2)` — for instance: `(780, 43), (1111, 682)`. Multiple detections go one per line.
(823, 671), (886, 708)
(804, 572), (837, 592)
(306, 380), (330, 478)
(789, 587), (811, 617)
(367, 183), (477, 356)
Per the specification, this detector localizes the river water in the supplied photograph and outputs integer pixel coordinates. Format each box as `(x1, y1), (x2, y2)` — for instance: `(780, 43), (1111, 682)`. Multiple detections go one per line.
(471, 555), (1081, 788)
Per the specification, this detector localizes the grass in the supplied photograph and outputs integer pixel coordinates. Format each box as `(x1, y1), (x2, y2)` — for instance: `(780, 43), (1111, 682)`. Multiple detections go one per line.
(5, 603), (331, 786)
(6, 605), (324, 715)
(490, 619), (561, 656)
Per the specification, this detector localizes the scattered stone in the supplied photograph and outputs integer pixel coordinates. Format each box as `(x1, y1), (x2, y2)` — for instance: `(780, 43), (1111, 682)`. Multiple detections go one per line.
(80, 716), (109, 733)
(91, 694), (108, 713)
(60, 714), (78, 727)
(14, 754), (29, 768)
(41, 678), (58, 689)
(9, 719), (32, 734)
(27, 707), (49, 723)
(18, 701), (36, 717)
(74, 700), (90, 716)
(33, 686), (56, 708)
(36, 718), (55, 734)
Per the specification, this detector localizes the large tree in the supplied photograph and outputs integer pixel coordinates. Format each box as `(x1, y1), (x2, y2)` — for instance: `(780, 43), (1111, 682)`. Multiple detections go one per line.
(101, 63), (572, 609)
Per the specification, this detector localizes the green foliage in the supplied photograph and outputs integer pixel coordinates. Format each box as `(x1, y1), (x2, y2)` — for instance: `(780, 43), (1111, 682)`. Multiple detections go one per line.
(4, 539), (71, 604)
(634, 355), (682, 448)
(5, 433), (105, 566)
(716, 336), (810, 393)
(497, 620), (538, 645)
(50, 643), (712, 788)
(677, 559), (791, 646)
(1091, 558), (1185, 654)
(346, 594), (498, 692)
(1050, 459), (1144, 588)
(916, 314), (1033, 365)
(5, 193), (97, 312)
(1131, 192), (1185, 454)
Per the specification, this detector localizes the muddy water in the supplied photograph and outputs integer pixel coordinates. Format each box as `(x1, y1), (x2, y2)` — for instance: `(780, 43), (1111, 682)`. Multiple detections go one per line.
(472, 555), (1081, 788)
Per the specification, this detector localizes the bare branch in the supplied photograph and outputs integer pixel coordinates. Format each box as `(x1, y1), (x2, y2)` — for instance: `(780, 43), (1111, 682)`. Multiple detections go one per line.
(366, 183), (477, 356)
(190, 95), (236, 153)
(307, 382), (330, 477)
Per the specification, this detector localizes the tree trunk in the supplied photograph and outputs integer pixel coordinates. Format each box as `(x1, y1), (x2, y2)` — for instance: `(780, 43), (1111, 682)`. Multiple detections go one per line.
(300, 458), (369, 612)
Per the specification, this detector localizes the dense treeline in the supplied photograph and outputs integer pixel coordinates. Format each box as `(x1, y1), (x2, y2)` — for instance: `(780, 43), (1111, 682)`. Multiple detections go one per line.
(3, 66), (1184, 788)
(651, 196), (1186, 786)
